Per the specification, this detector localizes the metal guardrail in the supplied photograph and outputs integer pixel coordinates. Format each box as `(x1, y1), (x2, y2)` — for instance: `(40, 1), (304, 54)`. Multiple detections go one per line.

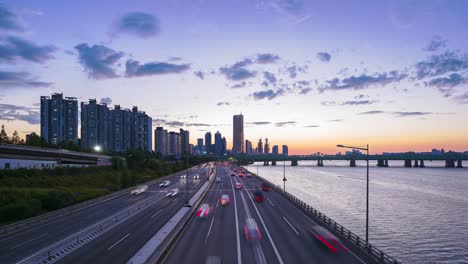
(0, 169), (191, 237)
(255, 175), (400, 264)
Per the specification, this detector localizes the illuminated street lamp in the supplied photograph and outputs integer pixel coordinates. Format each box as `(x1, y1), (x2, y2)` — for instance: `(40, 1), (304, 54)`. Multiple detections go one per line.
(337, 144), (370, 243)
(94, 145), (102, 152)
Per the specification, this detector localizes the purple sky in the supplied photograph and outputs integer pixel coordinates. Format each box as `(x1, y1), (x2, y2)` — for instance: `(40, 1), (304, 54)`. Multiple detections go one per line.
(1, 0), (468, 153)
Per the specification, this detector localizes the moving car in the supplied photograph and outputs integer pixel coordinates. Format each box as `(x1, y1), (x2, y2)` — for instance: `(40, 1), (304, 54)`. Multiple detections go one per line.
(308, 226), (348, 253)
(238, 173), (244, 177)
(235, 182), (243, 190)
(216, 177), (221, 183)
(244, 218), (262, 241)
(262, 183), (272, 191)
(160, 180), (171, 187)
(220, 194), (230, 205)
(253, 191), (264, 202)
(166, 188), (179, 197)
(246, 173), (252, 178)
(196, 203), (210, 218)
(180, 174), (186, 179)
(193, 174), (200, 180)
(130, 185), (148, 195)
(231, 173), (236, 177)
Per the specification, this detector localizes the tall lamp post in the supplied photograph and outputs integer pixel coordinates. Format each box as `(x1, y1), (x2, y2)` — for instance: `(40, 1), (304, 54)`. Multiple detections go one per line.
(184, 153), (191, 207)
(336, 144), (370, 243)
(282, 159), (287, 192)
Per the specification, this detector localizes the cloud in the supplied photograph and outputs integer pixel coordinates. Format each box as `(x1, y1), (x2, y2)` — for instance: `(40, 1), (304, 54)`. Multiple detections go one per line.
(168, 56), (182, 61)
(247, 121), (271, 125)
(263, 71), (277, 86)
(272, 0), (305, 15)
(319, 71), (408, 92)
(275, 121), (296, 127)
(194, 71), (205, 80)
(252, 89), (285, 100)
(393, 111), (432, 117)
(425, 35), (447, 52)
(415, 51), (468, 79)
(358, 110), (386, 115)
(322, 100), (379, 106)
(152, 118), (211, 128)
(125, 60), (190, 77)
(328, 119), (343, 122)
(316, 52), (331, 62)
(0, 4), (22, 31)
(115, 12), (159, 38)
(454, 91), (468, 104)
(75, 43), (124, 79)
(216, 101), (230, 106)
(0, 71), (52, 88)
(0, 36), (57, 64)
(0, 103), (40, 124)
(256, 53), (280, 64)
(304, 125), (320, 128)
(231, 82), (246, 89)
(425, 73), (468, 97)
(286, 65), (298, 78)
(299, 87), (312, 94)
(219, 58), (256, 81)
(99, 97), (112, 105)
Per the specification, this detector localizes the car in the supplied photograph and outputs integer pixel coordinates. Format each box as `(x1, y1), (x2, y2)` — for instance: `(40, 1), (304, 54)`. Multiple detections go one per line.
(246, 173), (252, 178)
(233, 169), (237, 172)
(166, 188), (179, 197)
(196, 203), (210, 218)
(231, 173), (236, 177)
(308, 226), (348, 253)
(216, 177), (221, 183)
(180, 174), (186, 179)
(262, 183), (272, 191)
(235, 182), (242, 190)
(130, 185), (148, 195)
(244, 218), (262, 241)
(193, 174), (200, 180)
(238, 173), (244, 177)
(253, 191), (264, 202)
(160, 180), (171, 187)
(220, 194), (230, 205)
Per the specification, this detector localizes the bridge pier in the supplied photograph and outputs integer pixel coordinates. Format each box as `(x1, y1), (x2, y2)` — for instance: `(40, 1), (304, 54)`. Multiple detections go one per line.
(263, 161), (270, 166)
(404, 160), (412, 167)
(457, 160), (463, 168)
(445, 160), (455, 168)
(271, 160), (277, 166)
(419, 160), (425, 168)
(291, 160), (298, 166)
(377, 159), (385, 167)
(350, 160), (356, 167)
(317, 159), (324, 166)
(384, 160), (389, 167)
(414, 160), (419, 167)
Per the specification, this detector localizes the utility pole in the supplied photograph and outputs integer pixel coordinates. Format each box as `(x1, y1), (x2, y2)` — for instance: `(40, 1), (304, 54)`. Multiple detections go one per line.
(283, 159), (287, 192)
(184, 153), (191, 207)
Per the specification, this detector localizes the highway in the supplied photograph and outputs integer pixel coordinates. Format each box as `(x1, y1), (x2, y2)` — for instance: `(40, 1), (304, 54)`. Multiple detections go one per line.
(0, 164), (211, 264)
(162, 165), (368, 264)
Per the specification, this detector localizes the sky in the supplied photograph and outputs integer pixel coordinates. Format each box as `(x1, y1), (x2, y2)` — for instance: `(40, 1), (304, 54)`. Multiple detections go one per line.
(1, 0), (468, 155)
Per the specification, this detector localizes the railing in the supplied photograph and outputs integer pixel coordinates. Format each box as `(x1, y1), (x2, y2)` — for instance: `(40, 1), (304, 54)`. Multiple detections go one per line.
(255, 175), (400, 264)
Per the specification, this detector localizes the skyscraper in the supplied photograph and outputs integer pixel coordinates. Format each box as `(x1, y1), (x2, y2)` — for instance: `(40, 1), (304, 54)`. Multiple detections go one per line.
(245, 140), (252, 154)
(221, 137), (227, 155)
(180, 129), (190, 155)
(282, 145), (289, 155)
(257, 138), (263, 153)
(264, 138), (270, 154)
(168, 132), (181, 157)
(131, 106), (152, 152)
(214, 131), (222, 156)
(233, 114), (244, 154)
(205, 132), (212, 154)
(108, 105), (132, 153)
(81, 99), (108, 150)
(155, 127), (168, 157)
(197, 138), (203, 153)
(272, 145), (279, 154)
(40, 93), (78, 145)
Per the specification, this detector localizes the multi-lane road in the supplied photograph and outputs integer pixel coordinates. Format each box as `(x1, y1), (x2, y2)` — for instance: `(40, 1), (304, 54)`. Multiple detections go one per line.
(162, 165), (368, 264)
(0, 164), (211, 264)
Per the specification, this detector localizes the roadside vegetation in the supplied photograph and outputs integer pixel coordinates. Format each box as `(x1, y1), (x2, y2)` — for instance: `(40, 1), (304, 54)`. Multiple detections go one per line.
(0, 150), (214, 224)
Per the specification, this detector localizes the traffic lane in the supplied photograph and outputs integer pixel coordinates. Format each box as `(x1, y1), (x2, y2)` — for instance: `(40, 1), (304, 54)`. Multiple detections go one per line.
(243, 174), (366, 264)
(58, 178), (202, 264)
(162, 167), (222, 264)
(203, 168), (237, 264)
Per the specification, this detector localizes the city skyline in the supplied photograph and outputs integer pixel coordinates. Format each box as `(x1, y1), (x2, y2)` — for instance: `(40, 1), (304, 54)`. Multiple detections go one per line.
(1, 1), (468, 154)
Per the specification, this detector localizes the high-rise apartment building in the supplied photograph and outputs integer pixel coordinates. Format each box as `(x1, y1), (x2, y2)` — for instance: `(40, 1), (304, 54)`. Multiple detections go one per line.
(40, 93), (78, 145)
(197, 138), (203, 153)
(180, 129), (190, 155)
(214, 131), (222, 156)
(81, 99), (108, 150)
(272, 145), (279, 154)
(221, 137), (227, 155)
(264, 138), (270, 154)
(108, 105), (132, 152)
(232, 114), (244, 154)
(168, 132), (181, 157)
(131, 106), (152, 151)
(257, 138), (263, 154)
(205, 132), (212, 154)
(245, 140), (252, 154)
(282, 145), (289, 155)
(155, 127), (168, 157)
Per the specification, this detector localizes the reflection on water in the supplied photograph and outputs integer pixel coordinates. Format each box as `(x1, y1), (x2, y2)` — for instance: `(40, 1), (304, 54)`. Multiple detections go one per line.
(246, 161), (468, 264)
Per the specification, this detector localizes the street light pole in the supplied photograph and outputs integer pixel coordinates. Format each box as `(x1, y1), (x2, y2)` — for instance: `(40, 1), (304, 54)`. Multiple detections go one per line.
(185, 153), (191, 207)
(337, 143), (370, 243)
(283, 159), (287, 192)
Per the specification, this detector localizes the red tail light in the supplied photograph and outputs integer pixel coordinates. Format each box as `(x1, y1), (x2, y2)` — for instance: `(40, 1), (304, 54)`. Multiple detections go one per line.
(317, 235), (338, 253)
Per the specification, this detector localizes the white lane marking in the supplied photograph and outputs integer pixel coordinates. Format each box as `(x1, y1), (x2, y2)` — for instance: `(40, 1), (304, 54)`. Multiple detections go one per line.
(266, 198), (275, 207)
(9, 233), (48, 250)
(240, 177), (285, 264)
(227, 167), (242, 264)
(282, 216), (299, 236)
(107, 233), (130, 251)
(151, 210), (162, 219)
(205, 216), (215, 244)
(216, 198), (219, 208)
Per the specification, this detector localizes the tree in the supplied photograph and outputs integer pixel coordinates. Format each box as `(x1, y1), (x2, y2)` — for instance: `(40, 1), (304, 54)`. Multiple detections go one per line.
(11, 130), (21, 144)
(0, 125), (10, 144)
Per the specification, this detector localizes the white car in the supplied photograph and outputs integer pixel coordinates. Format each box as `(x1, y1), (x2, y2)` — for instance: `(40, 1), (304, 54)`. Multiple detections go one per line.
(159, 180), (171, 187)
(193, 174), (200, 180)
(166, 188), (179, 197)
(130, 185), (148, 195)
(180, 174), (186, 179)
